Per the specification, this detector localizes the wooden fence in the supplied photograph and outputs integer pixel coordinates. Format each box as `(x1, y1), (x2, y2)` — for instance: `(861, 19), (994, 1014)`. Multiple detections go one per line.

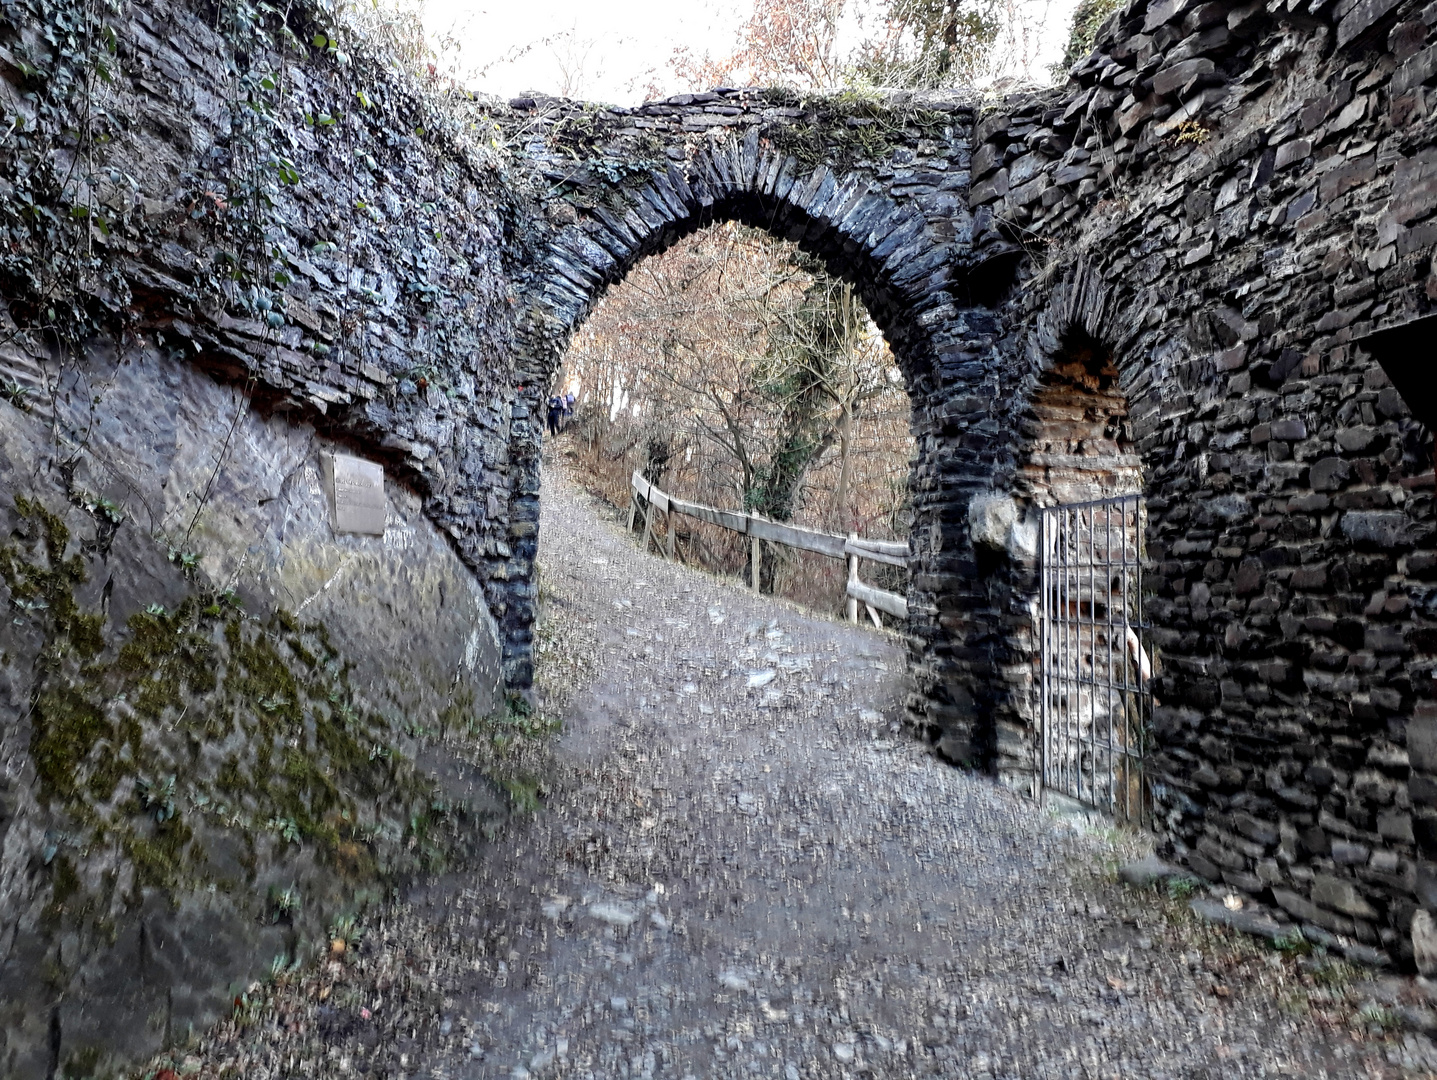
(627, 470), (908, 625)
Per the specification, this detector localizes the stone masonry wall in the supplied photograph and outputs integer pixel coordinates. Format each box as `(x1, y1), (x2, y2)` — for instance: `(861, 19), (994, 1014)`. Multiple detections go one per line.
(965, 0), (1437, 968)
(7, 0), (1437, 1066)
(0, 1), (523, 1072)
(496, 0), (1437, 969)
(0, 0), (531, 659)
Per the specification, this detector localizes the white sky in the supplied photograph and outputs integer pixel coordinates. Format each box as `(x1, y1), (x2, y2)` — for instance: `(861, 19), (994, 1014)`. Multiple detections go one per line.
(421, 0), (1083, 106)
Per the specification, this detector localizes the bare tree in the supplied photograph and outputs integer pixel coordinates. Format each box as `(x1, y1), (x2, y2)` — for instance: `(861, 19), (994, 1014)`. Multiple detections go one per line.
(560, 223), (913, 604)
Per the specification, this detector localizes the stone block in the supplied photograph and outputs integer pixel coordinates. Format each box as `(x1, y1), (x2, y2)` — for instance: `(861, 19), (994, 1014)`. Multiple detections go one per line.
(1153, 58), (1215, 96)
(1332, 840), (1372, 865)
(1009, 177), (1049, 208)
(1393, 43), (1437, 95)
(1215, 345), (1247, 370)
(1319, 157), (1377, 202)
(970, 169), (1009, 204)
(1145, 0), (1201, 32)
(1379, 811), (1416, 844)
(1310, 457), (1352, 491)
(936, 732), (976, 766)
(1342, 511), (1409, 548)
(1233, 813), (1280, 847)
(1186, 851), (1224, 881)
(1337, 0), (1404, 46)
(1414, 909), (1437, 976)
(1274, 138), (1312, 170)
(1273, 887), (1324, 924)
(1197, 835), (1248, 870)
(1313, 874), (1380, 919)
(971, 140), (1004, 179)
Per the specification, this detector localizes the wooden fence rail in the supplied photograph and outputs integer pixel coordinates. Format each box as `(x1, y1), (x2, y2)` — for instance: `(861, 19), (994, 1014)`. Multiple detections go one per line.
(627, 470), (908, 626)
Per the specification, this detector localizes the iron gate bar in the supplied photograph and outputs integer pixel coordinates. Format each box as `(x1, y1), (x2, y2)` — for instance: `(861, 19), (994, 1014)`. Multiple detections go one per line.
(1038, 494), (1151, 822)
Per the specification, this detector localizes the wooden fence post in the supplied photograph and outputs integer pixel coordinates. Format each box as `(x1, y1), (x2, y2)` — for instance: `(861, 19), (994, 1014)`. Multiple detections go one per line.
(846, 532), (860, 623)
(630, 476), (907, 618)
(640, 496), (655, 554)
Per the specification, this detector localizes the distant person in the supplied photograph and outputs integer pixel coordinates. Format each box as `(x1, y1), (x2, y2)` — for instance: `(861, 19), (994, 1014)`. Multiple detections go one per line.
(547, 395), (564, 435)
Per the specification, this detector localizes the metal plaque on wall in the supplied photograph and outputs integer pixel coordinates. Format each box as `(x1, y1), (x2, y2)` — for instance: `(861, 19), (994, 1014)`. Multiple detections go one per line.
(320, 452), (386, 535)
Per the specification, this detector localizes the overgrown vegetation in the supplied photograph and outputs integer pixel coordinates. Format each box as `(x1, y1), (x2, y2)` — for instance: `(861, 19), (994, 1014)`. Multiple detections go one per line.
(1053, 0), (1124, 77)
(671, 0), (1000, 93)
(762, 89), (957, 170)
(0, 492), (512, 951)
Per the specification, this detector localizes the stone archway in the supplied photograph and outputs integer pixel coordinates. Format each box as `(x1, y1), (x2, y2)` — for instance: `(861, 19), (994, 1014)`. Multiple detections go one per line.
(962, 259), (1160, 790)
(488, 91), (1017, 762)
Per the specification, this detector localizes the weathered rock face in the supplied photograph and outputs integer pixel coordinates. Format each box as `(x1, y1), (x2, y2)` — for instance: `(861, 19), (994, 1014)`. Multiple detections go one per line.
(0, 368), (507, 1076)
(41, 341), (504, 727)
(0, 0), (516, 1071)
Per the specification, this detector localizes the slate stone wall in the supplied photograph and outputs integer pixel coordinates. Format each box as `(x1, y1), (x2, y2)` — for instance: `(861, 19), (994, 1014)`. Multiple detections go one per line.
(496, 0), (1437, 967)
(0, 1), (520, 1071)
(0, 0), (530, 665)
(962, 0), (1437, 967)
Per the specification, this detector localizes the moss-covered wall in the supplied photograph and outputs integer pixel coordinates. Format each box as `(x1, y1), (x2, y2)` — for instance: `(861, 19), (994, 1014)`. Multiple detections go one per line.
(0, 359), (518, 1077)
(0, 0), (535, 1067)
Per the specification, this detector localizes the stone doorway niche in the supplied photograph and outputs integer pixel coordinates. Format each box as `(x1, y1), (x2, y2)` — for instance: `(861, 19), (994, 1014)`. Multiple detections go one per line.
(1015, 329), (1143, 508)
(993, 328), (1149, 795)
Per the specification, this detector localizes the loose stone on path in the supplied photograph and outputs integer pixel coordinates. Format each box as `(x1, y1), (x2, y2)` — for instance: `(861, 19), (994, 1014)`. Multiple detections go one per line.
(174, 467), (1418, 1078)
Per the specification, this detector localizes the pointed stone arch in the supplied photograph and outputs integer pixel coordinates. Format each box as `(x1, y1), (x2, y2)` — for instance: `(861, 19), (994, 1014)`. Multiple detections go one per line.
(491, 109), (1008, 756)
(968, 258), (1168, 790)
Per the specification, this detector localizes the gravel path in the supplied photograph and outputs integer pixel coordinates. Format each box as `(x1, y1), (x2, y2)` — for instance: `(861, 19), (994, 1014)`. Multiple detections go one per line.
(406, 468), (1405, 1080)
(176, 467), (1426, 1079)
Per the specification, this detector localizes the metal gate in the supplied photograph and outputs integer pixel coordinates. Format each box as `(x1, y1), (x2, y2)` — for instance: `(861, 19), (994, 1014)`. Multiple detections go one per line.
(1038, 495), (1151, 822)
